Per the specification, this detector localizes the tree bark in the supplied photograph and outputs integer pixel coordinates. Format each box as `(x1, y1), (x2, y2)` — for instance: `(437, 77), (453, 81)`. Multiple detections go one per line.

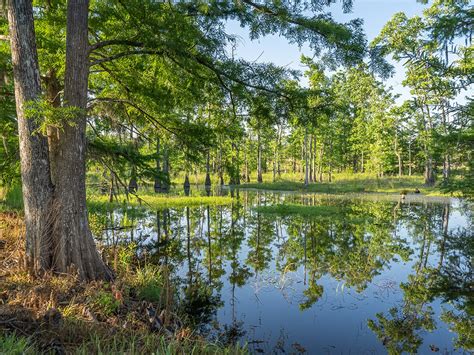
(421, 102), (436, 186)
(257, 130), (262, 183)
(408, 141), (412, 176)
(205, 149), (211, 187)
(328, 141), (333, 182)
(52, 0), (112, 280)
(312, 135), (316, 182)
(161, 146), (170, 192)
(309, 133), (313, 183)
(7, 0), (55, 274)
(424, 157), (435, 186)
(44, 68), (61, 186)
(154, 135), (161, 192)
(304, 129), (309, 186)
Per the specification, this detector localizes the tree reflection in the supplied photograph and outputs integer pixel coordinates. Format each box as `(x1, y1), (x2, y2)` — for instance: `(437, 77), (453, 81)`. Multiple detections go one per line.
(90, 191), (472, 352)
(368, 203), (473, 353)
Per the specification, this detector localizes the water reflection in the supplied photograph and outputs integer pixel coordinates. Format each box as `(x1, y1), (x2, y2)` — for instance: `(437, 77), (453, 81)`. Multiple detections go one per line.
(91, 190), (473, 353)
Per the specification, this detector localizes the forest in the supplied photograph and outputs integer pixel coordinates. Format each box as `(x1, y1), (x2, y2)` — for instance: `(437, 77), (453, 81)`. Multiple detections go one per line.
(0, 0), (472, 354)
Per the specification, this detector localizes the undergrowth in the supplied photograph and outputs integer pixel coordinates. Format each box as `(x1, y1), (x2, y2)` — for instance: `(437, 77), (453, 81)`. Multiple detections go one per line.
(0, 212), (246, 354)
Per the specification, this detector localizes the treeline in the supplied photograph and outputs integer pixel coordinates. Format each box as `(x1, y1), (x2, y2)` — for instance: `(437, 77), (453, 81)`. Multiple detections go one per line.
(82, 1), (471, 193)
(88, 59), (471, 193)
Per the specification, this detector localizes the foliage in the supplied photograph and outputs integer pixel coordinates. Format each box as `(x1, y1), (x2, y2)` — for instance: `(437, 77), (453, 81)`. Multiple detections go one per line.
(133, 265), (163, 303)
(0, 334), (34, 354)
(89, 289), (121, 317)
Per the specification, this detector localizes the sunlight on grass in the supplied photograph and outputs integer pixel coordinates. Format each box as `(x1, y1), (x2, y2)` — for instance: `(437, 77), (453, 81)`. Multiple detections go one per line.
(88, 193), (233, 210)
(240, 173), (450, 196)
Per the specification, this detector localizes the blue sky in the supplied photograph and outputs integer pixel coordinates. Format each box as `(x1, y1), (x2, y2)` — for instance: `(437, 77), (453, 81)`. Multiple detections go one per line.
(226, 0), (429, 103)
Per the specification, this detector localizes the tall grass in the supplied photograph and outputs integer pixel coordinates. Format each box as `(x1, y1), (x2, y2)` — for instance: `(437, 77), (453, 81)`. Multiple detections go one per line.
(0, 332), (246, 355)
(88, 193), (233, 210)
(0, 184), (23, 211)
(240, 174), (447, 196)
(0, 334), (34, 354)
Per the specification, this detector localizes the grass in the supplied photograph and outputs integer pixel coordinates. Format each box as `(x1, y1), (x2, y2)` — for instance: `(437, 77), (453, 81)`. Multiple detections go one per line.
(240, 173), (451, 196)
(88, 193), (234, 210)
(133, 264), (163, 303)
(0, 188), (234, 213)
(0, 333), (34, 354)
(0, 185), (23, 212)
(0, 332), (245, 355)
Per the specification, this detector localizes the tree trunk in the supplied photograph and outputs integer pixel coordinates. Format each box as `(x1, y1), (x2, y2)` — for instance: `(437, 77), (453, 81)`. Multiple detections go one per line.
(218, 144), (224, 185)
(244, 146), (250, 183)
(184, 173), (190, 194)
(328, 141), (333, 182)
(398, 153), (402, 177)
(257, 131), (262, 183)
(161, 146), (170, 192)
(394, 133), (402, 177)
(154, 136), (161, 192)
(272, 138), (277, 183)
(277, 127), (282, 178)
(7, 0), (55, 274)
(304, 130), (309, 186)
(442, 154), (450, 181)
(312, 135), (316, 182)
(52, 0), (112, 280)
(408, 141), (412, 176)
(318, 144), (324, 182)
(128, 166), (138, 193)
(421, 102), (436, 186)
(424, 157), (435, 186)
(234, 144), (240, 185)
(128, 126), (138, 192)
(205, 149), (211, 187)
(309, 134), (313, 183)
(44, 69), (61, 186)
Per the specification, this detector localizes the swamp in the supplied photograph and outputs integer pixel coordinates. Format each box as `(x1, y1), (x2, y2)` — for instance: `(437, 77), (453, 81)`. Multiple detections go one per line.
(86, 187), (473, 354)
(0, 0), (473, 353)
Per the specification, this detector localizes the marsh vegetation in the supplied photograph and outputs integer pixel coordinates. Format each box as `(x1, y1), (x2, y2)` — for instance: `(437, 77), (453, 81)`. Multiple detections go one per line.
(0, 0), (472, 353)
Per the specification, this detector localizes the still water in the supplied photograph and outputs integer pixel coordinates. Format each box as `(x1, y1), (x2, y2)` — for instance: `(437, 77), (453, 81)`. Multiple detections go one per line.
(93, 189), (473, 354)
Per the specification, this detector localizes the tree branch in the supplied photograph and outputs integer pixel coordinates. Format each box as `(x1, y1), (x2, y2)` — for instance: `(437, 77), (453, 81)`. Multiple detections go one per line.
(90, 49), (163, 66)
(88, 97), (176, 135)
(89, 39), (143, 52)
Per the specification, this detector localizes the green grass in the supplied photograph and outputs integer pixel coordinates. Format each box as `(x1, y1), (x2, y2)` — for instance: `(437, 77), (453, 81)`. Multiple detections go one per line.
(0, 185), (24, 211)
(88, 193), (233, 210)
(240, 174), (450, 196)
(0, 331), (246, 355)
(90, 290), (121, 317)
(75, 334), (246, 354)
(0, 184), (234, 213)
(133, 264), (163, 303)
(0, 333), (34, 354)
